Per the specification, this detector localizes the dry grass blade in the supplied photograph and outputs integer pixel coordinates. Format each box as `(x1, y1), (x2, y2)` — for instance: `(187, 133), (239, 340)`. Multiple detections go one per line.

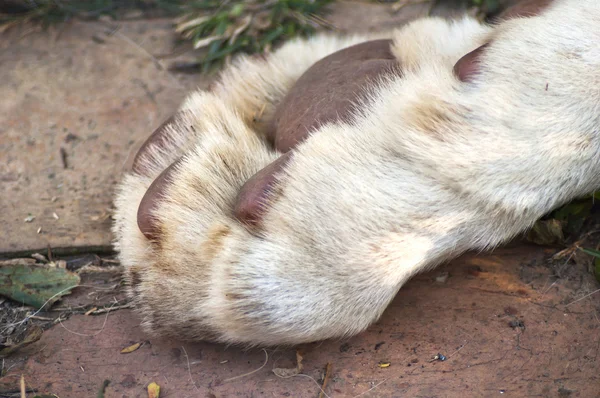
(192, 34), (226, 49)
(175, 15), (210, 33)
(174, 0), (334, 71)
(20, 374), (25, 398)
(318, 362), (332, 398)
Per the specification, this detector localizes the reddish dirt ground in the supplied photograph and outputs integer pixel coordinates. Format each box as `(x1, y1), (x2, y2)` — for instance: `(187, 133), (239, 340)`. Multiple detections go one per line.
(2, 245), (599, 397)
(1, 1), (599, 397)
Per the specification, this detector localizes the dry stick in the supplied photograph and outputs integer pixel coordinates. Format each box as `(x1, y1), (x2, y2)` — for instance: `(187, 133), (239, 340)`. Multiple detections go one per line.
(318, 363), (332, 398)
(87, 303), (132, 315)
(58, 302), (116, 337)
(20, 374), (25, 398)
(223, 349), (269, 382)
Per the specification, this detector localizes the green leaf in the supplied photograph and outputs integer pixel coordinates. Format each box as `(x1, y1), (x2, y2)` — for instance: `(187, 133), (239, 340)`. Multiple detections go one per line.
(578, 248), (600, 283)
(0, 263), (80, 309)
(229, 3), (245, 18)
(580, 247), (600, 258)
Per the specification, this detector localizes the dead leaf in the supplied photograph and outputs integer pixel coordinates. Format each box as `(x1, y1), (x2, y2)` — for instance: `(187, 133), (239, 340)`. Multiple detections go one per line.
(120, 342), (142, 354)
(526, 219), (564, 246)
(0, 326), (43, 358)
(0, 263), (80, 309)
(84, 307), (98, 316)
(273, 350), (303, 378)
(147, 382), (160, 398)
(0, 258), (36, 267)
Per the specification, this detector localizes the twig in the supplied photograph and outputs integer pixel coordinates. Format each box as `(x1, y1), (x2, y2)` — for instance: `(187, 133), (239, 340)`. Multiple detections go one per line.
(60, 147), (68, 169)
(85, 303), (132, 315)
(319, 363), (332, 398)
(28, 315), (54, 321)
(57, 302), (116, 337)
(20, 374), (25, 398)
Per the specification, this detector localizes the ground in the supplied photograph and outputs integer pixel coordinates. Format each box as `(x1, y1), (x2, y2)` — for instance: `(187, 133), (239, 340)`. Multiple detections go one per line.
(0, 1), (598, 397)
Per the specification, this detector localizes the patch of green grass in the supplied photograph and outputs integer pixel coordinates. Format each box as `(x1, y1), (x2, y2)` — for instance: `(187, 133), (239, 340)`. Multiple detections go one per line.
(579, 247), (600, 282)
(1, 0), (334, 72)
(0, 1), (182, 27)
(174, 0), (334, 72)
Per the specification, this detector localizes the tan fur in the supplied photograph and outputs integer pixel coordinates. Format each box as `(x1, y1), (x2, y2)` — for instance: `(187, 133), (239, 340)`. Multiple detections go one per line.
(113, 0), (600, 345)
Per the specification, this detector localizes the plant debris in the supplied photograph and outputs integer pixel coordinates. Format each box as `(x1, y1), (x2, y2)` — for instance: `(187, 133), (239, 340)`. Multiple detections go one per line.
(1, 0), (334, 73)
(174, 0), (334, 71)
(377, 361), (391, 368)
(147, 382), (160, 398)
(0, 261), (80, 309)
(526, 219), (564, 246)
(0, 325), (43, 358)
(273, 350), (303, 378)
(120, 342), (142, 354)
(579, 247), (600, 283)
(318, 362), (332, 398)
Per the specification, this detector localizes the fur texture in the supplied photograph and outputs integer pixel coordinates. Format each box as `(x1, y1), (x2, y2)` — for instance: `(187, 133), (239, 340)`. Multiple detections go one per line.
(113, 0), (600, 346)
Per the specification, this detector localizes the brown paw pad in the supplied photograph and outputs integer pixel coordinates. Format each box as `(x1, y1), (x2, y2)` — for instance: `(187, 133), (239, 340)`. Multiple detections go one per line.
(137, 158), (183, 240)
(234, 152), (293, 227)
(454, 44), (489, 83)
(132, 112), (193, 175)
(268, 39), (402, 153)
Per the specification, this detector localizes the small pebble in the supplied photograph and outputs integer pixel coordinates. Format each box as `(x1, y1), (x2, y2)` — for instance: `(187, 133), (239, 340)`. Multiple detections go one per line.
(435, 272), (449, 283)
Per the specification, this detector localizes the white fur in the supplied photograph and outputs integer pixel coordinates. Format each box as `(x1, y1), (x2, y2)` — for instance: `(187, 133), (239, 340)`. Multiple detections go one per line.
(113, 0), (600, 345)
